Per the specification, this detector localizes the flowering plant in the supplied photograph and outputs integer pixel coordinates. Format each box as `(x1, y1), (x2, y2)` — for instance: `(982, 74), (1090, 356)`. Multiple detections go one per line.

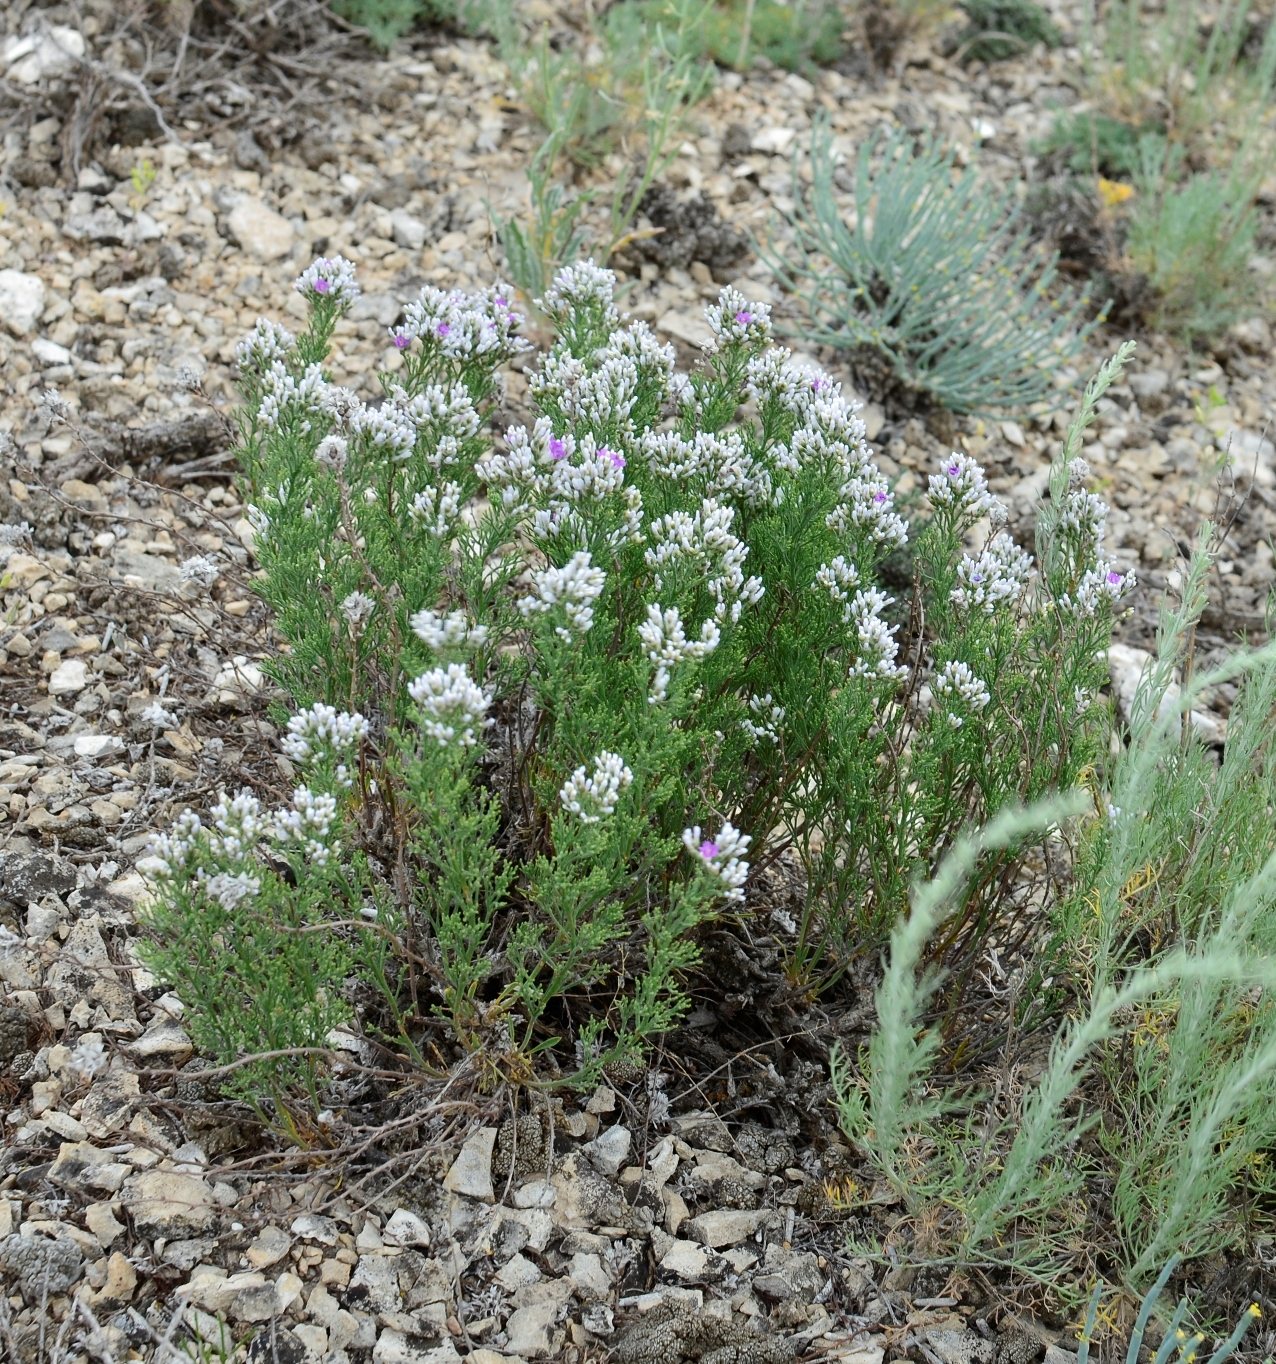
(141, 257), (1134, 1120)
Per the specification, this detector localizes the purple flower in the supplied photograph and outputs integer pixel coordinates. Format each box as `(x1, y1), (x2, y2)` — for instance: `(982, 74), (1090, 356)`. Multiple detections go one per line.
(495, 296), (509, 309)
(312, 277), (331, 295)
(811, 376), (825, 392)
(1106, 570), (1124, 587)
(549, 437), (567, 461)
(392, 333), (410, 350)
(599, 446), (625, 470)
(734, 310), (753, 326)
(699, 840), (719, 860)
(946, 462), (962, 479)
(873, 491), (888, 505)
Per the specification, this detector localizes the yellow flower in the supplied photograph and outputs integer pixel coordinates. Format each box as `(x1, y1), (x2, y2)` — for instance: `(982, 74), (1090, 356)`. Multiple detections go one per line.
(1097, 177), (1135, 208)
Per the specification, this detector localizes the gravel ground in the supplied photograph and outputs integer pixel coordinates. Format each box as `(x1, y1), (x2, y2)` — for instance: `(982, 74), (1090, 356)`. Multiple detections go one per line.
(1, 0), (1274, 1360)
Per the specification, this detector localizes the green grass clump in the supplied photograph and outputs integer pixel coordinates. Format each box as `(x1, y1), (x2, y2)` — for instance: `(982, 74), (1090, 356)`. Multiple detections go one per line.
(329, 0), (494, 47)
(1039, 111), (1164, 178)
(765, 121), (1097, 415)
(831, 448), (1276, 1313)
(632, 0), (847, 72)
(1123, 147), (1261, 345)
(954, 0), (1060, 63)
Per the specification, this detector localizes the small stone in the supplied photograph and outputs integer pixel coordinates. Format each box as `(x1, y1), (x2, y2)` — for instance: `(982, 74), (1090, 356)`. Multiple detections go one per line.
(227, 198), (296, 261)
(373, 1330), (462, 1363)
(3, 26), (86, 83)
(684, 1208), (773, 1249)
(0, 270), (47, 337)
(389, 210), (427, 251)
(48, 657), (89, 695)
(751, 127), (797, 154)
(129, 1015), (194, 1063)
(504, 1299), (559, 1359)
(383, 1208), (432, 1248)
(496, 1252), (541, 1293)
(292, 1212), (339, 1245)
(50, 1140), (129, 1193)
(123, 1169), (216, 1236)
(245, 1224), (291, 1269)
(92, 1250), (137, 1305)
(85, 1201), (127, 1248)
(74, 734), (124, 760)
(659, 1239), (711, 1282)
(442, 1126), (497, 1201)
(583, 1124), (631, 1178)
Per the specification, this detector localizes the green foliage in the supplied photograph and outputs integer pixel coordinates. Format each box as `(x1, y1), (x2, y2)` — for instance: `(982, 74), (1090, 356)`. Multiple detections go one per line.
(954, 0), (1060, 63)
(328, 0), (500, 47)
(630, 0), (847, 72)
(1093, 0), (1276, 149)
(144, 258), (1135, 1126)
(1075, 1256), (1262, 1363)
(764, 121), (1097, 414)
(1039, 112), (1164, 179)
(1124, 145), (1260, 344)
(493, 0), (713, 302)
(832, 445), (1276, 1299)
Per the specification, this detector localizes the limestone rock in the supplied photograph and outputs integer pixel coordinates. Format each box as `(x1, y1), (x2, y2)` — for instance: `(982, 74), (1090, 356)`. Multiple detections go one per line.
(0, 270), (46, 337)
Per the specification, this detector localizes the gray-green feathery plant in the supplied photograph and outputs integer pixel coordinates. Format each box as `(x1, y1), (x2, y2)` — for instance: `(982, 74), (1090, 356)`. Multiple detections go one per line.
(1075, 1255), (1262, 1363)
(494, 0), (714, 302)
(831, 506), (1276, 1295)
(141, 255), (1136, 1131)
(764, 121), (1098, 414)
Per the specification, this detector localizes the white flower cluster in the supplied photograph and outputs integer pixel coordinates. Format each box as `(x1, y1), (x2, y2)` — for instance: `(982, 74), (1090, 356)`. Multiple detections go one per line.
(638, 604), (721, 703)
(341, 591), (376, 632)
(294, 255), (361, 307)
(1056, 486), (1109, 548)
(409, 482), (463, 538)
(395, 382), (482, 466)
(273, 786), (340, 864)
(740, 693), (785, 745)
(179, 555), (220, 589)
(645, 497), (764, 624)
(846, 587), (906, 683)
(401, 282), (531, 362)
(530, 347), (639, 437)
(142, 809), (204, 877)
(951, 531), (1034, 614)
(314, 435), (348, 471)
(67, 1034), (107, 1081)
(197, 869), (262, 910)
(282, 703), (369, 768)
(348, 402), (417, 461)
(538, 261), (621, 334)
(814, 556), (862, 622)
(934, 660), (992, 729)
(406, 663), (492, 748)
(234, 319), (295, 373)
(140, 699), (178, 730)
(518, 550), (607, 643)
(211, 789), (267, 859)
(928, 451), (998, 523)
(559, 750), (634, 824)
(794, 395), (908, 550)
(256, 360), (330, 434)
(705, 287), (772, 347)
(641, 429), (777, 509)
(682, 821), (752, 901)
(1060, 561), (1136, 617)
(410, 608), (489, 651)
(0, 520), (33, 547)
